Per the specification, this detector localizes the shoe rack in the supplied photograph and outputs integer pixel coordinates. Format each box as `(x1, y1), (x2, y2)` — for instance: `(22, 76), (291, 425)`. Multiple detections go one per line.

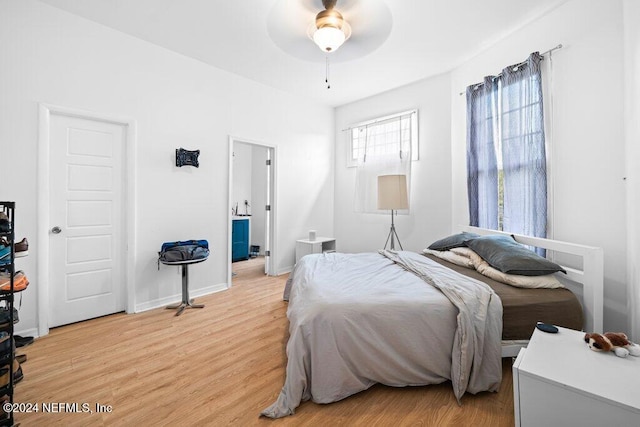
(0, 202), (18, 426)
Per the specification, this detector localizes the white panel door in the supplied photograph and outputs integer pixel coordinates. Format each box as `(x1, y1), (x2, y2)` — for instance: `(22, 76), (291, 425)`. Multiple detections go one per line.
(49, 113), (125, 328)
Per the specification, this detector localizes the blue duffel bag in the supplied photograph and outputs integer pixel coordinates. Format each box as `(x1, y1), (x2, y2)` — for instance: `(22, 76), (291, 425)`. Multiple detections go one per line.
(158, 240), (209, 266)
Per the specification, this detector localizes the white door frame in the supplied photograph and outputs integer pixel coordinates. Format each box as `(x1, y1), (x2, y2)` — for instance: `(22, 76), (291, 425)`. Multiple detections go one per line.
(37, 103), (137, 337)
(227, 136), (277, 287)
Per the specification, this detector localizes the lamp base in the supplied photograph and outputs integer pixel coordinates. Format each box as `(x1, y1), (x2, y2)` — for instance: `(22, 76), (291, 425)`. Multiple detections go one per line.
(383, 210), (403, 251)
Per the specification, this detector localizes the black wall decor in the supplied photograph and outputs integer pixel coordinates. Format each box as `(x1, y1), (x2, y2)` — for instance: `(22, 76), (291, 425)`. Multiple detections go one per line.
(176, 148), (200, 167)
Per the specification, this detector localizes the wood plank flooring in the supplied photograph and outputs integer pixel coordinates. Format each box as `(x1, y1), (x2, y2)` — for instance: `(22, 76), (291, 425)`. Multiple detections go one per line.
(13, 257), (515, 426)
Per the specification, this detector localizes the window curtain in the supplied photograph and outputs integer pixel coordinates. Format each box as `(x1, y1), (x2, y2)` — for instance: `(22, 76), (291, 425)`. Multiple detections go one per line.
(354, 116), (411, 213)
(466, 76), (499, 230)
(500, 52), (547, 241)
(466, 52), (547, 251)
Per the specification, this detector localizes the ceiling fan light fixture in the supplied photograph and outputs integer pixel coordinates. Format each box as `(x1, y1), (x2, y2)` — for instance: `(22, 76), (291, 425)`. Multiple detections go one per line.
(309, 5), (351, 52)
(313, 26), (346, 52)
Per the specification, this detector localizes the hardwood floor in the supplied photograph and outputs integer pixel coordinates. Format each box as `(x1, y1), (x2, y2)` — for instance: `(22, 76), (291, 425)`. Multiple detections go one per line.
(14, 257), (515, 426)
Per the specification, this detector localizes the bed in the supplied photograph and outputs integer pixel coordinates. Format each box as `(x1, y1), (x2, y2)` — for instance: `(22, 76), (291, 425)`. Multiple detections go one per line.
(261, 227), (603, 418)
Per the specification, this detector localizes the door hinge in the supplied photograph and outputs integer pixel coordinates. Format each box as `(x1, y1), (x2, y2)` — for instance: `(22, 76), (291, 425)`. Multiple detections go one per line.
(265, 205), (271, 211)
(265, 250), (271, 257)
(266, 159), (271, 166)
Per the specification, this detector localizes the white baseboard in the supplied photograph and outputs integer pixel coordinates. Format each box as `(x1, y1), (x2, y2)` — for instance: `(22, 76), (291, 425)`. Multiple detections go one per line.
(134, 282), (228, 313)
(10, 285), (229, 339)
(277, 266), (293, 276)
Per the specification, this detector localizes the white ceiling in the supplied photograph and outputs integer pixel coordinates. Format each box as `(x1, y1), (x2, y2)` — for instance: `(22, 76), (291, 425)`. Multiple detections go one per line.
(39, 0), (568, 107)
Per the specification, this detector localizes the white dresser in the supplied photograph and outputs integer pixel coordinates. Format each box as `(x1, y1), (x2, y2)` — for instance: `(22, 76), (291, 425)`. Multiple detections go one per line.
(512, 326), (640, 426)
(295, 237), (336, 264)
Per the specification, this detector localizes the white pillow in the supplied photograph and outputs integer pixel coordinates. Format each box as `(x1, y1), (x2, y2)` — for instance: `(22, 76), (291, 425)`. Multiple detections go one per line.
(450, 247), (484, 265)
(422, 248), (474, 269)
(427, 246), (564, 288)
(474, 258), (564, 289)
(451, 247), (564, 288)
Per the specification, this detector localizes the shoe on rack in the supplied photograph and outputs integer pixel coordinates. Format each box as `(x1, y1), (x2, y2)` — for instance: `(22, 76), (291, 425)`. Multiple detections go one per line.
(0, 271), (29, 292)
(0, 246), (10, 264)
(0, 359), (22, 388)
(14, 238), (28, 257)
(0, 335), (14, 367)
(0, 213), (9, 233)
(0, 333), (11, 353)
(0, 237), (29, 258)
(0, 307), (18, 328)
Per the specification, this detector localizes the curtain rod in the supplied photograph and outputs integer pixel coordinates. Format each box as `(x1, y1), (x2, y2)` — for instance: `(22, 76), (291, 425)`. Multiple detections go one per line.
(541, 43), (563, 56)
(458, 44), (563, 96)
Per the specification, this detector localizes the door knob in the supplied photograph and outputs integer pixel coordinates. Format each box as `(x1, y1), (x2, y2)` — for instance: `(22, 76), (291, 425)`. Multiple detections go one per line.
(51, 226), (62, 234)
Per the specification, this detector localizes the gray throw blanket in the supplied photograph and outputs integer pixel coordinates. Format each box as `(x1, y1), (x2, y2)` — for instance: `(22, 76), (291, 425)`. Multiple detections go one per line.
(380, 250), (503, 400)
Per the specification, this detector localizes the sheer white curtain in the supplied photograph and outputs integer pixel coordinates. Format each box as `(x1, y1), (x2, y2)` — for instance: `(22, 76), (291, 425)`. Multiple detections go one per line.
(354, 114), (412, 213)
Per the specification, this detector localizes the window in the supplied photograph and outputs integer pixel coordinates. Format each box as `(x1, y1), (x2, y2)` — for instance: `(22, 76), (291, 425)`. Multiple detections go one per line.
(351, 110), (418, 213)
(348, 110), (418, 167)
(466, 52), (547, 246)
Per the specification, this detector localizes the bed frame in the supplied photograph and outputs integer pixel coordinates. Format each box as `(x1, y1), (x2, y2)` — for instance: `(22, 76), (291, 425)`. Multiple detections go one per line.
(458, 226), (604, 357)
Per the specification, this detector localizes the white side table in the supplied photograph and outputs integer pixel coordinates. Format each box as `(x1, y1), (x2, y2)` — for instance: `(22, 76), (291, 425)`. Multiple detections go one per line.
(512, 326), (640, 426)
(295, 237), (336, 264)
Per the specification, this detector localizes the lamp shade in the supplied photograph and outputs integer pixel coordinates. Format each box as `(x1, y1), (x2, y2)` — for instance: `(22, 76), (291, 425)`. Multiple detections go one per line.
(377, 175), (409, 210)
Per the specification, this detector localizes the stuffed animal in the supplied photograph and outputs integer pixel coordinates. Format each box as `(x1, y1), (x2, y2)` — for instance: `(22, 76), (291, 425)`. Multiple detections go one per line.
(584, 332), (640, 358)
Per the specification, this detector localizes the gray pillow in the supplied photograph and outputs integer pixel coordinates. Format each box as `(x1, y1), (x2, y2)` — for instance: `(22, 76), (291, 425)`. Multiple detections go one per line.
(464, 234), (566, 276)
(428, 232), (479, 251)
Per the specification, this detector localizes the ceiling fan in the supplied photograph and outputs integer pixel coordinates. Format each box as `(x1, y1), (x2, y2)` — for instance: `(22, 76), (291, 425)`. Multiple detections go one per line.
(267, 0), (392, 64)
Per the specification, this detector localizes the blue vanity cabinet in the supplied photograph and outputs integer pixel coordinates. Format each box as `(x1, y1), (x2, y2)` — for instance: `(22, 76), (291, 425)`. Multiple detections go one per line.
(232, 218), (250, 262)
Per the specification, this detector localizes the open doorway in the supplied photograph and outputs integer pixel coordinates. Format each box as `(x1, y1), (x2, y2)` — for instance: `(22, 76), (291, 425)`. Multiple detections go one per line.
(228, 137), (276, 286)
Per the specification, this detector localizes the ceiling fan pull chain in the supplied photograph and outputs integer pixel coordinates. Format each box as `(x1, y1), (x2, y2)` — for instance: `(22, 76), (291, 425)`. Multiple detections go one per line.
(326, 56), (331, 89)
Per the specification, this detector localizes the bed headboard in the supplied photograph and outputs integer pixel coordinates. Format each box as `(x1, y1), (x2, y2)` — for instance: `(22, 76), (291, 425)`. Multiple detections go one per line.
(458, 226), (604, 333)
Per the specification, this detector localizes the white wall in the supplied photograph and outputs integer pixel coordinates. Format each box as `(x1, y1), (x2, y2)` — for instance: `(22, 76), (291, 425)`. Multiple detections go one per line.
(623, 0), (640, 342)
(0, 0), (334, 333)
(451, 0), (627, 332)
(334, 72), (452, 253)
(335, 0), (631, 333)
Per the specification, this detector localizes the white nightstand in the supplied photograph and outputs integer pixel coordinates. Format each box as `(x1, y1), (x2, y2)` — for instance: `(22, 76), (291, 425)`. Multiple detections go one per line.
(295, 237), (336, 264)
(512, 326), (640, 426)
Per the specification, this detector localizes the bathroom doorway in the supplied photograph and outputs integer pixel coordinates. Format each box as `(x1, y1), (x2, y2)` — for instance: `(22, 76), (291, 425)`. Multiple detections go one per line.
(228, 137), (276, 286)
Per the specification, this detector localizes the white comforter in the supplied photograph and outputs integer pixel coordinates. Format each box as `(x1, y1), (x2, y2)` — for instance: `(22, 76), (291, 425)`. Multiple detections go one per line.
(261, 251), (502, 418)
